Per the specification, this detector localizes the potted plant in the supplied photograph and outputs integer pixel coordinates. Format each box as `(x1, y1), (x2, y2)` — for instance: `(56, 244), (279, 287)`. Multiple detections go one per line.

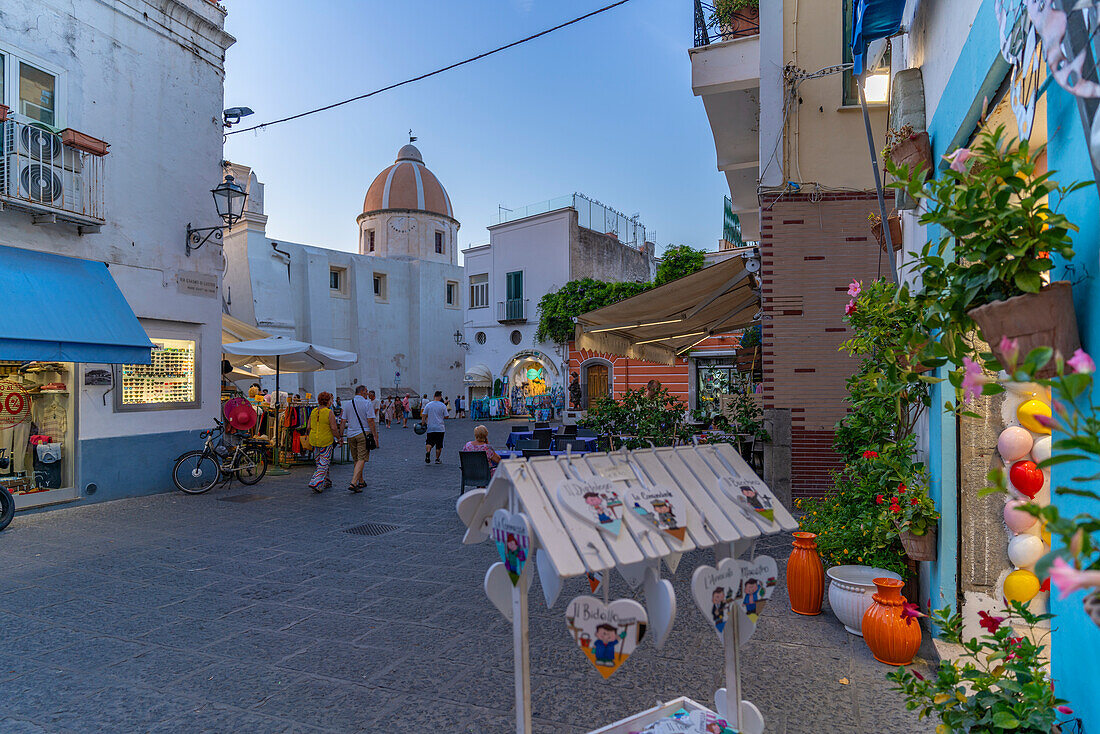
(711, 0), (759, 39)
(883, 124), (932, 180)
(877, 477), (939, 562)
(868, 211), (903, 253)
(889, 603), (1071, 732)
(892, 125), (1086, 377)
(61, 128), (110, 156)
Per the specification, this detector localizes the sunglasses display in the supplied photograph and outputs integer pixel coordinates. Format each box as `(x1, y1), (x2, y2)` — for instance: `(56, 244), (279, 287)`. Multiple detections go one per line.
(121, 339), (196, 405)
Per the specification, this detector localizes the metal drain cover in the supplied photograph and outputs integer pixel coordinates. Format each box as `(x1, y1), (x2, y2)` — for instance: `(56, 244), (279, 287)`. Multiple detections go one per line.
(218, 494), (270, 503)
(344, 522), (400, 536)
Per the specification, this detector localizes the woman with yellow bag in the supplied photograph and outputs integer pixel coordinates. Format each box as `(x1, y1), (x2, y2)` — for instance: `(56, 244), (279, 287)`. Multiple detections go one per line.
(307, 392), (341, 493)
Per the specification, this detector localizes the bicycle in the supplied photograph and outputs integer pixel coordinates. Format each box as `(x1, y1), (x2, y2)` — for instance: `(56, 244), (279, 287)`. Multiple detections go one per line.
(172, 419), (268, 494)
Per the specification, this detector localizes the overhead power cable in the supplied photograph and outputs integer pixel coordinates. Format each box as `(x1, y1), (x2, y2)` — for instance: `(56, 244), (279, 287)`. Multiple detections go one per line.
(226, 0), (635, 136)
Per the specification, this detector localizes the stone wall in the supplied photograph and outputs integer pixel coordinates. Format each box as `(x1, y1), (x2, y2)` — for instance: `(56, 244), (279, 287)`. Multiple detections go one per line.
(570, 215), (656, 283)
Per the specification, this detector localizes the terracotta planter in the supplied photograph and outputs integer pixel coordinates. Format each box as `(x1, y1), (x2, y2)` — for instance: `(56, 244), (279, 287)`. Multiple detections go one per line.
(787, 531), (824, 615)
(967, 281), (1080, 378)
(870, 214), (903, 253)
(899, 525), (937, 562)
(61, 128), (110, 156)
(862, 578), (921, 666)
(719, 7), (759, 39)
(888, 131), (933, 180)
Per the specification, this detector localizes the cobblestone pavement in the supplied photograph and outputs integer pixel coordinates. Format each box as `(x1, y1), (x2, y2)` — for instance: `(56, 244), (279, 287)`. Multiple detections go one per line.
(0, 419), (937, 733)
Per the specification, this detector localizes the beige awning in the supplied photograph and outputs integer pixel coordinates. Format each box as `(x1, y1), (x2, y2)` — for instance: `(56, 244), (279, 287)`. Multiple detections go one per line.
(464, 363), (493, 386)
(575, 256), (759, 365)
(222, 314), (272, 369)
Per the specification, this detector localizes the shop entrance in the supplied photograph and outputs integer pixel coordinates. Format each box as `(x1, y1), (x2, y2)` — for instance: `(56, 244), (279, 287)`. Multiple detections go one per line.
(584, 363), (609, 407)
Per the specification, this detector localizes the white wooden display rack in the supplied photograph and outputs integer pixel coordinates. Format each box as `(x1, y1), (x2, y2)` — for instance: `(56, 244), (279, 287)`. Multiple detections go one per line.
(456, 443), (798, 734)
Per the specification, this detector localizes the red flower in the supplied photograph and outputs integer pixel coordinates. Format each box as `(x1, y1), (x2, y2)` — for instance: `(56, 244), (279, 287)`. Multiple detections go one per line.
(875, 494), (885, 505)
(978, 610), (1004, 633)
(862, 450), (879, 459)
(889, 496), (898, 505)
(911, 669), (925, 681)
(890, 505), (901, 513)
(901, 602), (926, 626)
(910, 498), (919, 506)
(898, 483), (907, 494)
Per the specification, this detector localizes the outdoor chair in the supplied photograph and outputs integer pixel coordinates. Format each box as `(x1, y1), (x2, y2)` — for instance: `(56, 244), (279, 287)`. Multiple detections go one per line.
(533, 428), (553, 448)
(534, 421), (550, 430)
(560, 424), (578, 436)
(521, 448), (551, 459)
(515, 439), (541, 451)
(554, 437), (589, 452)
(575, 427), (597, 438)
(459, 451), (492, 495)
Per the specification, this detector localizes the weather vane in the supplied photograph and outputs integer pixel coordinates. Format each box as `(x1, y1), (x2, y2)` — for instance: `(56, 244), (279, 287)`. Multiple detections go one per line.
(409, 128), (417, 143)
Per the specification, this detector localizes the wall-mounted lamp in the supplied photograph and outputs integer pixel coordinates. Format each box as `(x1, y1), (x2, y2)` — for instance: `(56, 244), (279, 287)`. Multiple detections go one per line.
(454, 330), (470, 350)
(186, 175), (248, 256)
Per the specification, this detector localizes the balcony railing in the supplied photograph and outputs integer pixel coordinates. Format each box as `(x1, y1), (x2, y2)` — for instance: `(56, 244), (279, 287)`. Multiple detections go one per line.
(497, 298), (528, 323)
(0, 118), (106, 227)
(694, 0), (759, 48)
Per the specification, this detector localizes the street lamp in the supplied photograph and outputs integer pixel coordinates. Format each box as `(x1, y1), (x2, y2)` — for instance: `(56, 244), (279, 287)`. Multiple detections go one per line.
(186, 174), (248, 256)
(454, 330), (469, 350)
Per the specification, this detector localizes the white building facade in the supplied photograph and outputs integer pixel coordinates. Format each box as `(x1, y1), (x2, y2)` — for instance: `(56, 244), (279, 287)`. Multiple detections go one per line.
(0, 0), (235, 508)
(223, 145), (466, 401)
(461, 195), (656, 414)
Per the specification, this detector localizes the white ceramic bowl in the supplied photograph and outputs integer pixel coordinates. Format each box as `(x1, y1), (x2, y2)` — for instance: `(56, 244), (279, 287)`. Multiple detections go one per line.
(826, 565), (902, 636)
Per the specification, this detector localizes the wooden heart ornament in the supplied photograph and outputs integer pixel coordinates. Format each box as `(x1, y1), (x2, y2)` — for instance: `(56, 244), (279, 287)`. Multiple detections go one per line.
(491, 509), (531, 585)
(484, 562), (513, 622)
(625, 485), (689, 542)
(564, 596), (647, 679)
(720, 476), (777, 525)
(736, 555), (779, 623)
(558, 478), (625, 537)
(690, 558), (742, 641)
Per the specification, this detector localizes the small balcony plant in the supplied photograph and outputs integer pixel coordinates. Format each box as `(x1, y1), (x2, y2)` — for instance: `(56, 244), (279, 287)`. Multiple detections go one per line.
(883, 123), (932, 180)
(711, 0), (760, 38)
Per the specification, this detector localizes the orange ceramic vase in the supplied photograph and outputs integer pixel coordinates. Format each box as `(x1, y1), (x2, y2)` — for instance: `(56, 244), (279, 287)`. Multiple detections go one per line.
(787, 531), (824, 615)
(861, 578), (921, 666)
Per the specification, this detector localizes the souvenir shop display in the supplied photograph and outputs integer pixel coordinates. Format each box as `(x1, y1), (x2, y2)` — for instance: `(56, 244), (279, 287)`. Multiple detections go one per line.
(119, 338), (196, 407)
(456, 442), (798, 734)
(0, 362), (75, 500)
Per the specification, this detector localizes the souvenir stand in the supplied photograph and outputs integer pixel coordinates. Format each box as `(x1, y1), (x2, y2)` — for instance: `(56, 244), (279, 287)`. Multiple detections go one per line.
(456, 442), (798, 734)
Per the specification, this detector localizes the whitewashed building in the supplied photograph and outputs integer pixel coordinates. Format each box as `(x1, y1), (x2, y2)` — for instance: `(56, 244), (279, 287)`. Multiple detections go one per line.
(461, 194), (657, 411)
(0, 0), (235, 508)
(223, 144), (466, 400)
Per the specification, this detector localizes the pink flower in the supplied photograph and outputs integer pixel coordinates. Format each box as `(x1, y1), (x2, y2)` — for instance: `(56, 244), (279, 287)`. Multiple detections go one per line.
(1058, 706), (1074, 715)
(847, 280), (862, 298)
(1033, 413), (1053, 429)
(844, 299), (857, 316)
(961, 357), (988, 403)
(1067, 348), (1095, 374)
(946, 147), (974, 173)
(1049, 556), (1100, 600)
(911, 669), (925, 681)
(978, 610), (1004, 633)
(998, 336), (1020, 369)
(901, 602), (925, 626)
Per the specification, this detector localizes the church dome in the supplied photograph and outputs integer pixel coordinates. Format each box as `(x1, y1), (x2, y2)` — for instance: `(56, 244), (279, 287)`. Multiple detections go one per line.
(363, 144), (454, 220)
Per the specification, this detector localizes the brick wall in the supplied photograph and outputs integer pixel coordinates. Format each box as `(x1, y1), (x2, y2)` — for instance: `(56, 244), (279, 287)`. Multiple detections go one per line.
(758, 191), (893, 498)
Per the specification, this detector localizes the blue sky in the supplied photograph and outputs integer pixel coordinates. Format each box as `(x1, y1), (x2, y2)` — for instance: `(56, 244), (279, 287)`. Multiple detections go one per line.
(222, 0), (728, 257)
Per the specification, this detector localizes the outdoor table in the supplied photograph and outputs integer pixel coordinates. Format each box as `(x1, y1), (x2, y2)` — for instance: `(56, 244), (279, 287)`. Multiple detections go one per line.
(497, 449), (591, 459)
(506, 430), (597, 450)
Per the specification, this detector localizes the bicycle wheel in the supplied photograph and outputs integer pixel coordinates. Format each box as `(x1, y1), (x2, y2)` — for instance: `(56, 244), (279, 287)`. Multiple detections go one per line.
(0, 485), (14, 531)
(233, 447), (268, 486)
(173, 451), (220, 494)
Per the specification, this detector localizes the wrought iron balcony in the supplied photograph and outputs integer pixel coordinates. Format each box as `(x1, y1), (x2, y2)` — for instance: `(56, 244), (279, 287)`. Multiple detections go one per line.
(497, 298), (528, 323)
(694, 0), (760, 48)
(0, 118), (106, 228)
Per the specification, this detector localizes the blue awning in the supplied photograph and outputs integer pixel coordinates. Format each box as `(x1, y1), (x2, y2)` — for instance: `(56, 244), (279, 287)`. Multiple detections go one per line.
(852, 0), (906, 76)
(0, 244), (153, 364)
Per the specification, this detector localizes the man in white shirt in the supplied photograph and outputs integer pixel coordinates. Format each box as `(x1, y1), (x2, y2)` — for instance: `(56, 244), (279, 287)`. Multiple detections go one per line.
(422, 390), (448, 464)
(344, 386), (376, 492)
(367, 389), (381, 448)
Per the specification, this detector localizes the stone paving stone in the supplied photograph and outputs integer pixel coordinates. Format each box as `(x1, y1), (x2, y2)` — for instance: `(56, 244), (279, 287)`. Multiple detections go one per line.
(3, 419), (936, 732)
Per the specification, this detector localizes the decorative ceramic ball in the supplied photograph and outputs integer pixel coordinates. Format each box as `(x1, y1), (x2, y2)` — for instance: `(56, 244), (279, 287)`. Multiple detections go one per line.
(1010, 461), (1045, 498)
(1007, 534), (1045, 568)
(997, 426), (1034, 462)
(1004, 569), (1041, 603)
(1004, 382), (1044, 399)
(1003, 499), (1038, 533)
(1031, 435), (1051, 464)
(1017, 399), (1052, 434)
(1042, 525), (1052, 546)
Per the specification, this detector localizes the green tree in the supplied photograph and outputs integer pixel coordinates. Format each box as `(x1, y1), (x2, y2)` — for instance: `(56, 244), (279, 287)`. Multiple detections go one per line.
(535, 278), (650, 344)
(654, 245), (707, 287)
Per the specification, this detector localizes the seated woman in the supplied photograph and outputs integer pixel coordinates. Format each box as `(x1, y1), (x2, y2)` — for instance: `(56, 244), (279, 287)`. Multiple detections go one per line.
(463, 424), (502, 474)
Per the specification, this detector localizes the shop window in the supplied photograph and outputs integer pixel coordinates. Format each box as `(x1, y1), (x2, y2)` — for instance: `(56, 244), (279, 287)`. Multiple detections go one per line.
(0, 361), (75, 502)
(374, 272), (387, 301)
(470, 273), (489, 309)
(116, 337), (199, 411)
(435, 231), (444, 254)
(445, 280), (458, 308)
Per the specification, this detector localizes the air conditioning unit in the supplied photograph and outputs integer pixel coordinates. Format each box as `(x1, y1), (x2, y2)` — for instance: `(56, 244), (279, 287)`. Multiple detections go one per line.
(3, 155), (83, 213)
(3, 120), (81, 172)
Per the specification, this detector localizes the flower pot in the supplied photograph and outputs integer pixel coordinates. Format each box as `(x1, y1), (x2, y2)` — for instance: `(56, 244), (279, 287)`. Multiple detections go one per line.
(719, 7), (759, 39)
(888, 131), (933, 180)
(861, 578), (921, 666)
(61, 128), (110, 156)
(827, 565), (902, 636)
(870, 214), (903, 253)
(787, 531), (824, 615)
(967, 281), (1080, 378)
(898, 525), (937, 562)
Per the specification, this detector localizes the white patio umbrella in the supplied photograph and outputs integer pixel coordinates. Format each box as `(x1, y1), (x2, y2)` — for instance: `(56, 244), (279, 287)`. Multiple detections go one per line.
(222, 336), (358, 470)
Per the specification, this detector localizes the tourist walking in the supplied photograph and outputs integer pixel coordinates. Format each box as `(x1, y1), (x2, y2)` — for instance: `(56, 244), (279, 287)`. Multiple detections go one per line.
(383, 397), (395, 428)
(455, 394), (465, 419)
(462, 424), (501, 475)
(345, 385), (376, 492)
(307, 392), (341, 492)
(401, 394), (411, 427)
(422, 391), (448, 464)
(367, 390), (382, 448)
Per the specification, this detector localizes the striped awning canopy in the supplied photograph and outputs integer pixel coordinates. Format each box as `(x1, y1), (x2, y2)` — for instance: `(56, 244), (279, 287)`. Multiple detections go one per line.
(574, 256), (760, 366)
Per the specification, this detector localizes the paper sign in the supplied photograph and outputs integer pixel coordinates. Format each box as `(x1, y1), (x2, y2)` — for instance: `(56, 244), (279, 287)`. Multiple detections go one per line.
(564, 595), (647, 679)
(599, 465), (636, 482)
(558, 478), (625, 537)
(625, 485), (689, 542)
(491, 509), (530, 585)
